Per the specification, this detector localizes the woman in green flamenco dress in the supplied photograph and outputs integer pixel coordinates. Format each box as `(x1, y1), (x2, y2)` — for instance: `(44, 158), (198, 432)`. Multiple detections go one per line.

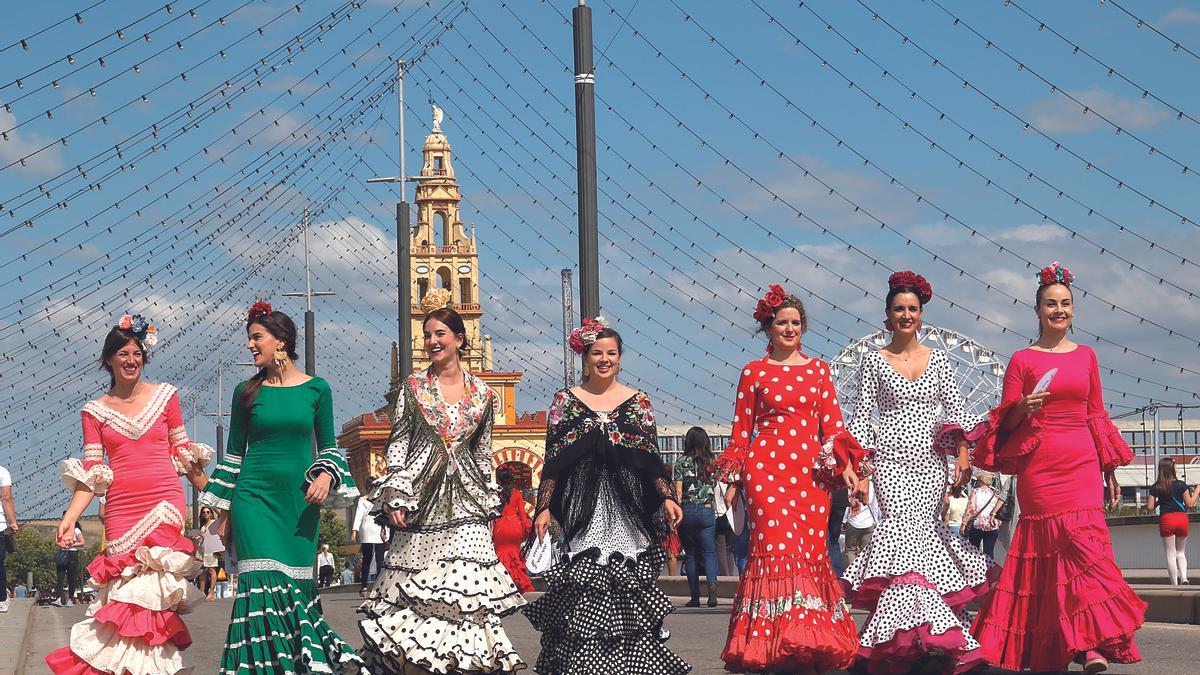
(201, 302), (363, 674)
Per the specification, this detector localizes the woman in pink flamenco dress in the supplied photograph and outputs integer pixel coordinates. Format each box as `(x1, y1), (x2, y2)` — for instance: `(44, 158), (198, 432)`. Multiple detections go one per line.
(715, 286), (866, 674)
(970, 263), (1145, 674)
(46, 316), (211, 674)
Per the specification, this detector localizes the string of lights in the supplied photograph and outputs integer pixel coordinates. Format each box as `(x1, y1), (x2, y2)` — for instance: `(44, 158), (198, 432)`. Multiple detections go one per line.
(1102, 0), (1200, 64)
(0, 0), (111, 55)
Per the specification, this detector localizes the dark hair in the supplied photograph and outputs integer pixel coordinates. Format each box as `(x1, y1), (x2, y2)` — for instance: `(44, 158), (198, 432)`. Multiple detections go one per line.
(1034, 282), (1074, 337)
(496, 467), (520, 507)
(949, 483), (964, 498)
(885, 285), (927, 310)
(586, 327), (623, 355)
(199, 507), (214, 527)
(1153, 457), (1177, 498)
(100, 327), (150, 389)
(756, 296), (807, 334)
(423, 307), (470, 357)
(683, 426), (714, 478)
(241, 310), (299, 412)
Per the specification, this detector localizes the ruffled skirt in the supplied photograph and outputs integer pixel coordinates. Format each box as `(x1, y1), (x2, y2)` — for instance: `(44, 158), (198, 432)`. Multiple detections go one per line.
(970, 507), (1145, 672)
(722, 554), (858, 673)
(45, 524), (202, 675)
(218, 570), (363, 674)
(524, 545), (690, 675)
(359, 521), (526, 674)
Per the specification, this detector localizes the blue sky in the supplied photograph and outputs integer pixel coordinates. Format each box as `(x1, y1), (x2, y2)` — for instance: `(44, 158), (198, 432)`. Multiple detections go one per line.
(2, 0), (1199, 516)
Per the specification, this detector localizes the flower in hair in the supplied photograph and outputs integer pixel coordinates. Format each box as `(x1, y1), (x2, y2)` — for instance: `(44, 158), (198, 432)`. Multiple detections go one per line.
(888, 270), (933, 305)
(1038, 261), (1075, 287)
(248, 301), (273, 322)
(569, 316), (610, 355)
(117, 314), (158, 351)
(754, 284), (796, 321)
(118, 315), (133, 330)
(419, 287), (453, 314)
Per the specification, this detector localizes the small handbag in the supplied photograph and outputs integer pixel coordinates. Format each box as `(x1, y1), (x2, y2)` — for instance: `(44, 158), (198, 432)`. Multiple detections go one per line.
(1, 527), (14, 553)
(53, 548), (72, 567)
(525, 533), (556, 576)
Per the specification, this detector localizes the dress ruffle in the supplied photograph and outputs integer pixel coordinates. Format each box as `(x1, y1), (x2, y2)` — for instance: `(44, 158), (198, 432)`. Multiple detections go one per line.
(721, 554), (857, 673)
(967, 400), (1045, 475)
(971, 507), (1146, 672)
(815, 431), (866, 479)
(60, 458), (114, 495)
(220, 570), (364, 674)
(304, 447), (361, 509)
(170, 442), (213, 476)
(1086, 413), (1135, 472)
(932, 416), (988, 456)
(524, 546), (689, 675)
(713, 442), (748, 483)
(46, 530), (202, 674)
(367, 466), (419, 513)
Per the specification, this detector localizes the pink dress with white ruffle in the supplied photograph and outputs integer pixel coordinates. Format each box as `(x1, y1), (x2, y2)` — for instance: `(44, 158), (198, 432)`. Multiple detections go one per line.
(969, 346), (1145, 672)
(46, 383), (210, 675)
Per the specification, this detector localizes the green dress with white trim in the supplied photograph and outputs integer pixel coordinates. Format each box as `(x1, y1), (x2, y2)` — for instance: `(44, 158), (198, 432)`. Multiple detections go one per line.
(201, 376), (363, 674)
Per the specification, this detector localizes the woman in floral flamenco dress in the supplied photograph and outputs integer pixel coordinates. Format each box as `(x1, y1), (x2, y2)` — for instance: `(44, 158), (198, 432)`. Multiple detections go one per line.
(716, 286), (866, 674)
(840, 272), (996, 674)
(46, 315), (212, 674)
(201, 302), (362, 673)
(970, 263), (1145, 673)
(359, 299), (526, 673)
(524, 317), (688, 674)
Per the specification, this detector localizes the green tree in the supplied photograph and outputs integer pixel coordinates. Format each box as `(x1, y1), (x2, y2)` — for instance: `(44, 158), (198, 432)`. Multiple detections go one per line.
(317, 508), (347, 570)
(7, 527), (56, 590)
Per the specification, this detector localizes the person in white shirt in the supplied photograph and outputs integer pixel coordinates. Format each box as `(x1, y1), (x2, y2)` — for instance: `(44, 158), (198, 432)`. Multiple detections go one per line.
(316, 544), (336, 588)
(339, 566), (354, 586)
(842, 483), (880, 569)
(0, 464), (16, 613)
(351, 493), (386, 594)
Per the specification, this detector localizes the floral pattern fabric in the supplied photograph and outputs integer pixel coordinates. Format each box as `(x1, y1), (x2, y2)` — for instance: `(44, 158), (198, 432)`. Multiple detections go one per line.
(672, 455), (716, 506)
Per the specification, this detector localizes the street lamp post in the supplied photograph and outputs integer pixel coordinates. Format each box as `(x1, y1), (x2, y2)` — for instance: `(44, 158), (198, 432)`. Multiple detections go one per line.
(283, 207), (335, 376)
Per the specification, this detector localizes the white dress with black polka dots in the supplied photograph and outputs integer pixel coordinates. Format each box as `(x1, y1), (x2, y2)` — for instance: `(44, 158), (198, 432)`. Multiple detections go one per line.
(840, 350), (995, 671)
(715, 358), (861, 673)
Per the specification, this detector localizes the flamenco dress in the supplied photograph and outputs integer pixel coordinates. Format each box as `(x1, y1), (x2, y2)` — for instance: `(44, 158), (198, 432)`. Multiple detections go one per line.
(839, 350), (997, 674)
(359, 370), (526, 674)
(493, 488), (535, 593)
(714, 357), (864, 673)
(201, 376), (363, 674)
(523, 389), (691, 675)
(46, 383), (212, 674)
(969, 346), (1145, 671)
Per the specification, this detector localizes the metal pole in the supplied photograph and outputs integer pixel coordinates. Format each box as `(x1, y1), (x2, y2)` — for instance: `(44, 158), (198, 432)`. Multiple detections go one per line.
(216, 363), (225, 465)
(561, 268), (576, 387)
(303, 208), (316, 376)
(573, 1), (600, 320)
(1152, 402), (1161, 476)
(397, 60), (413, 379)
(190, 397), (199, 528)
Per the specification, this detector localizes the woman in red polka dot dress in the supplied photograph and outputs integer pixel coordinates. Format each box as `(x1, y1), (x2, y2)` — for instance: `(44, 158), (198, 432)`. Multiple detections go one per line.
(716, 286), (867, 673)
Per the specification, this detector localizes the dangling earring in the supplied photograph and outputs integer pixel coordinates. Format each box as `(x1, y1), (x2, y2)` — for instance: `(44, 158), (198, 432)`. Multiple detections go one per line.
(916, 320), (923, 333)
(273, 348), (288, 368)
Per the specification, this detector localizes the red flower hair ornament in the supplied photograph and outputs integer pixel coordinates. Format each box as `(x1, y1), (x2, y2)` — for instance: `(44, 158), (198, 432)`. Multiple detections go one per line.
(568, 316), (610, 355)
(1037, 261), (1075, 287)
(248, 301), (273, 322)
(887, 270), (933, 305)
(753, 283), (790, 322)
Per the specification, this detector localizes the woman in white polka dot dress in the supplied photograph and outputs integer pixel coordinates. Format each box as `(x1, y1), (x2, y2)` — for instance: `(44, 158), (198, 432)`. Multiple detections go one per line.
(715, 285), (866, 674)
(839, 271), (997, 674)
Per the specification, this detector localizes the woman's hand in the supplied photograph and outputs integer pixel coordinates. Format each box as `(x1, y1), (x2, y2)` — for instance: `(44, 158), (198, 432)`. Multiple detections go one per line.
(663, 499), (683, 529)
(389, 508), (408, 529)
(305, 472), (332, 506)
(842, 465), (860, 493)
(533, 509), (551, 539)
(724, 484), (738, 510)
(1105, 470), (1121, 511)
(186, 466), (208, 491)
(55, 518), (75, 548)
(1017, 391), (1051, 418)
(953, 451), (972, 488)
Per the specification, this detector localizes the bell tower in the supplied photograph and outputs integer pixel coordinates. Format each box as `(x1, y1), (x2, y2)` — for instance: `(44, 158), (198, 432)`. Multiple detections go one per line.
(410, 105), (484, 373)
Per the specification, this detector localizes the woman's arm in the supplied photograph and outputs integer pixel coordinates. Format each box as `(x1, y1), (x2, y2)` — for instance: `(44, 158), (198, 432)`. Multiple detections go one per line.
(1147, 493), (1157, 512)
(674, 480), (684, 504)
(1184, 485), (1199, 509)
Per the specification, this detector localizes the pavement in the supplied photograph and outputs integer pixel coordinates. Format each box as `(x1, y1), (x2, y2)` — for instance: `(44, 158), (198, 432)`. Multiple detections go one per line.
(8, 588), (1199, 674)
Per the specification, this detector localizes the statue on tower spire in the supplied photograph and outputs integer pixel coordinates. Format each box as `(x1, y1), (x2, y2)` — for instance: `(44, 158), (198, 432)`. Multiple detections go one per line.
(431, 103), (444, 133)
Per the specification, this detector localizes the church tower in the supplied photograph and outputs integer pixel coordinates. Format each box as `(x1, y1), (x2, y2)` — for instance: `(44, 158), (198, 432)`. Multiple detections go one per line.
(410, 106), (484, 373)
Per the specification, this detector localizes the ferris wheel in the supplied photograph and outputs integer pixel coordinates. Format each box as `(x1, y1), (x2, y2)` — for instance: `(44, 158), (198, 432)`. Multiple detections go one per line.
(829, 324), (1007, 425)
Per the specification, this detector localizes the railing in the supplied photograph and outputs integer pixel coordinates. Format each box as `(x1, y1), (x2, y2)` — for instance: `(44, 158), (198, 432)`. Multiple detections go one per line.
(410, 302), (481, 312)
(411, 244), (469, 255)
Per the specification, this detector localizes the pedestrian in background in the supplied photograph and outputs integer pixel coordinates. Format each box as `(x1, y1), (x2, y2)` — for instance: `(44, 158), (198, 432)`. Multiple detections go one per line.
(350, 489), (385, 596)
(54, 513), (84, 606)
(943, 483), (968, 537)
(1147, 457), (1198, 585)
(317, 544), (336, 588)
(0, 463), (16, 614)
(199, 506), (224, 600)
(674, 426), (719, 607)
(963, 473), (1003, 557)
(842, 483), (879, 569)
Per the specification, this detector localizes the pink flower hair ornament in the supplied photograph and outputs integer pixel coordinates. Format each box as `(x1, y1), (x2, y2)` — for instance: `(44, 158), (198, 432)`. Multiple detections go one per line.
(1037, 261), (1075, 287)
(568, 316), (611, 355)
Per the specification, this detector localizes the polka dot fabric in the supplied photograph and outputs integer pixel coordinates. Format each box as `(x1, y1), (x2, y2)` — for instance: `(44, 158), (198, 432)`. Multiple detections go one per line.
(840, 350), (996, 674)
(717, 357), (863, 673)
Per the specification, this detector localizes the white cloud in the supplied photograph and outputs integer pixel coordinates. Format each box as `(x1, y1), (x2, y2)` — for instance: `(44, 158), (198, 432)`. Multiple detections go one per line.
(1158, 7), (1200, 27)
(1026, 86), (1168, 134)
(0, 110), (64, 175)
(995, 224), (1067, 243)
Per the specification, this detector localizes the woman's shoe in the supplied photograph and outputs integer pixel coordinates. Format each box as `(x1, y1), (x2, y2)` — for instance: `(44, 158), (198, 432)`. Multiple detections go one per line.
(707, 582), (719, 607)
(1078, 650), (1108, 674)
(682, 596), (700, 608)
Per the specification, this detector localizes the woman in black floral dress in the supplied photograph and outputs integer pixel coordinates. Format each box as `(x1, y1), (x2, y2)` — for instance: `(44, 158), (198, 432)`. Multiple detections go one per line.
(524, 318), (689, 674)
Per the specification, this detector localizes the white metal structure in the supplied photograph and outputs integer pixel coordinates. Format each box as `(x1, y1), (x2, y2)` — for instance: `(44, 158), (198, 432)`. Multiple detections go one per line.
(829, 324), (1007, 428)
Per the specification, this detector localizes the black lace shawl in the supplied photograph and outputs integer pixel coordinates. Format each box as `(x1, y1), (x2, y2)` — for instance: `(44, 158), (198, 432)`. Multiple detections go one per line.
(535, 389), (674, 545)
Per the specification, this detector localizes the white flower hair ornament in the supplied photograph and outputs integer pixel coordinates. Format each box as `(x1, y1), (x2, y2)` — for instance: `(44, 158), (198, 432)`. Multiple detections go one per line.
(118, 314), (159, 352)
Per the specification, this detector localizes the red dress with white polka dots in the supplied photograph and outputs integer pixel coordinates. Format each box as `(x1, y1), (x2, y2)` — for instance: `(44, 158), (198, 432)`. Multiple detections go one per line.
(715, 356), (864, 673)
